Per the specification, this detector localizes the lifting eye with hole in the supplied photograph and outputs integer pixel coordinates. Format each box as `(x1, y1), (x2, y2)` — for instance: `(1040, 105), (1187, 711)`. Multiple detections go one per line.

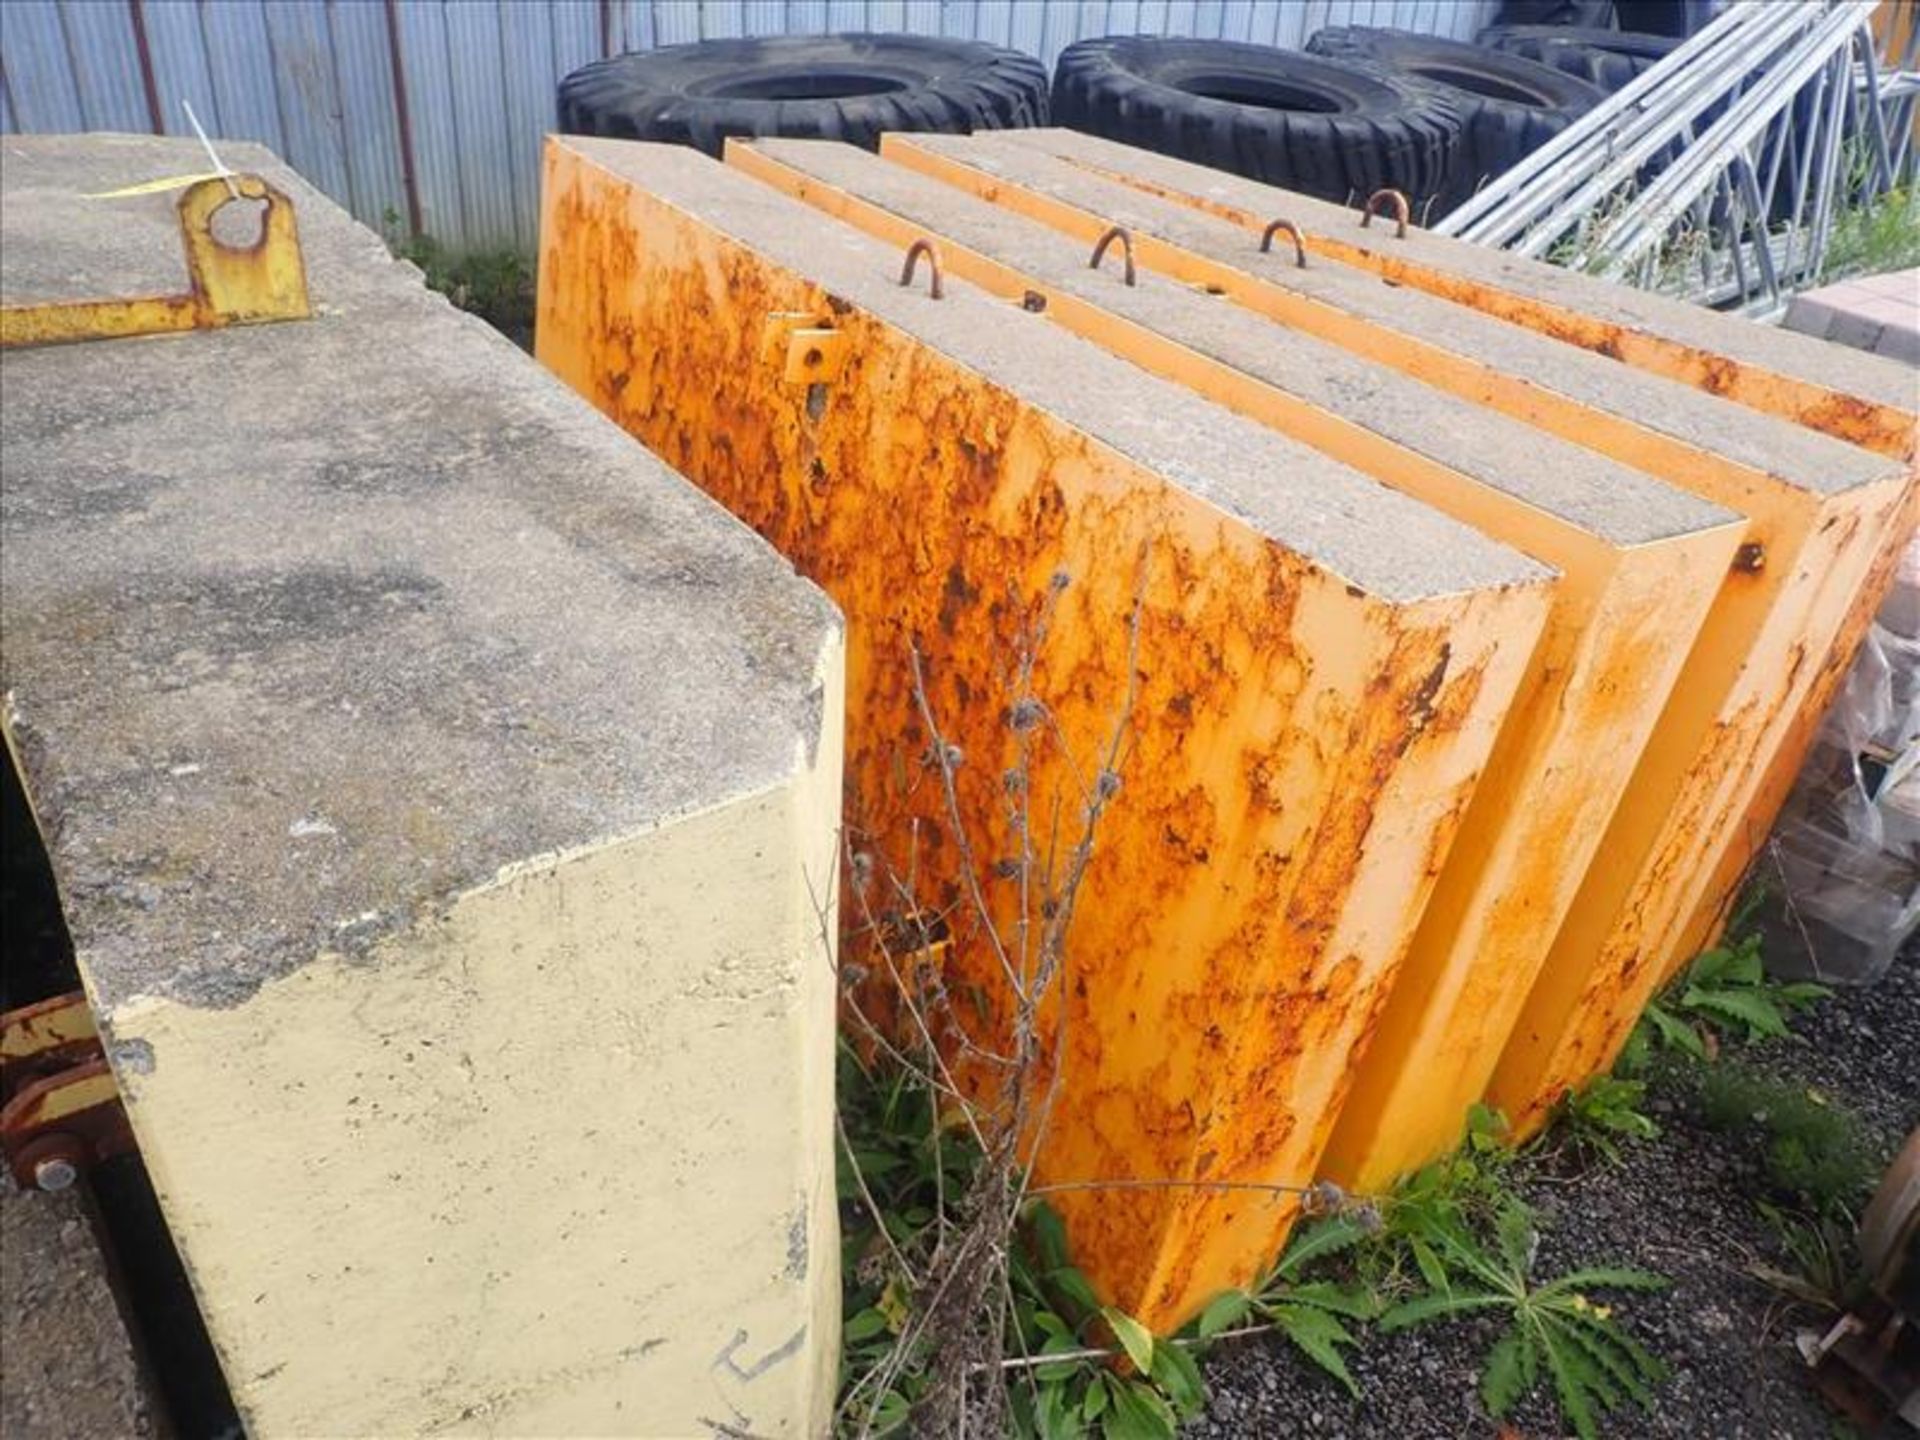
(0, 173), (311, 349)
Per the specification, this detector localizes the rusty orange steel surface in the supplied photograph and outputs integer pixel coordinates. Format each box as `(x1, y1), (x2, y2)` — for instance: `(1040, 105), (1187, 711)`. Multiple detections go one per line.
(1488, 480), (1908, 1131)
(1670, 484), (1920, 973)
(935, 130), (1918, 463)
(726, 136), (1747, 1188)
(883, 132), (1915, 1137)
(535, 135), (1552, 1328)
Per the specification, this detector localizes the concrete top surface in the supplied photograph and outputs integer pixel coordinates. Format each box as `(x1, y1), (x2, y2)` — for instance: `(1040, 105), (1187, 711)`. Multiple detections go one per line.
(0, 134), (841, 1014)
(901, 132), (1900, 499)
(990, 128), (1920, 421)
(744, 139), (1739, 550)
(563, 136), (1551, 606)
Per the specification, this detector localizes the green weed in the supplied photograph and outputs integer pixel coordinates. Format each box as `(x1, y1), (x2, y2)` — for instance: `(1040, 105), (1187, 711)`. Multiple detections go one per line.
(835, 1042), (979, 1433)
(1822, 158), (1920, 283)
(1380, 1197), (1667, 1439)
(1187, 1215), (1379, 1397)
(834, 1041), (1203, 1438)
(1002, 1202), (1207, 1440)
(1302, 1103), (1675, 1438)
(381, 208), (536, 346)
(1695, 1063), (1881, 1216)
(1391, 1105), (1519, 1231)
(1749, 1201), (1868, 1314)
(1634, 931), (1828, 1060)
(1545, 1075), (1660, 1165)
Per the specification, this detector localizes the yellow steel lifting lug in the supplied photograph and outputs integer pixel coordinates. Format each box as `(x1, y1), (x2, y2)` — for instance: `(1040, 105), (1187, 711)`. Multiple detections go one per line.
(0, 989), (99, 1071)
(0, 172), (311, 349)
(760, 311), (848, 384)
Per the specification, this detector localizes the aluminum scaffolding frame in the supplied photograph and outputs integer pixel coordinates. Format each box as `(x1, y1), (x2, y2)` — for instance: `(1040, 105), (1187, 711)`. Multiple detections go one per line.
(1437, 0), (1918, 318)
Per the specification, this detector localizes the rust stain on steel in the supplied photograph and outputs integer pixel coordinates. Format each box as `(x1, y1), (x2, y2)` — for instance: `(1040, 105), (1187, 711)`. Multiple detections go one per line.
(1489, 474), (1913, 1135)
(0, 174), (310, 349)
(1031, 151), (1919, 463)
(535, 139), (1546, 1328)
(1667, 479), (1920, 975)
(880, 131), (1914, 1143)
(1325, 533), (1741, 1189)
(726, 137), (1742, 1193)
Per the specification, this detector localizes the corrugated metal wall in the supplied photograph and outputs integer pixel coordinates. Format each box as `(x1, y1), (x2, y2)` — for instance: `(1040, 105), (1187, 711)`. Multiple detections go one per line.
(0, 0), (1498, 251)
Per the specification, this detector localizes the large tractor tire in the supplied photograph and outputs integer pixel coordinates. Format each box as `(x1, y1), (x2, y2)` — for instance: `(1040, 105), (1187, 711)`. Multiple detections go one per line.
(1488, 1), (1714, 34)
(1050, 36), (1463, 216)
(558, 33), (1048, 156)
(1475, 24), (1683, 91)
(1307, 27), (1604, 211)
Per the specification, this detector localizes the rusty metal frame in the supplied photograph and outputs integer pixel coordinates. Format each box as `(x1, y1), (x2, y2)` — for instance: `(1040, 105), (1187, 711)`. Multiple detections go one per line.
(0, 992), (135, 1190)
(0, 173), (311, 350)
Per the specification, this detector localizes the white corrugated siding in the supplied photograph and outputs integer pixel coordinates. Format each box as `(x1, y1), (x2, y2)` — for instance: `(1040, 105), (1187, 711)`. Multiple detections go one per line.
(0, 0), (1497, 251)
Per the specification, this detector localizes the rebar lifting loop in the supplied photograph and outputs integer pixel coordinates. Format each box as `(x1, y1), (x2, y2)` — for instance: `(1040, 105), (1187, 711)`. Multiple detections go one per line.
(1259, 218), (1308, 268)
(1359, 188), (1411, 239)
(900, 238), (944, 299)
(1089, 225), (1137, 286)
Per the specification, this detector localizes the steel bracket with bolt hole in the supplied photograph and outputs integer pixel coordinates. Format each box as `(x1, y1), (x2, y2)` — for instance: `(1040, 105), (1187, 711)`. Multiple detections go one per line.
(760, 310), (849, 384)
(0, 172), (311, 349)
(0, 992), (135, 1190)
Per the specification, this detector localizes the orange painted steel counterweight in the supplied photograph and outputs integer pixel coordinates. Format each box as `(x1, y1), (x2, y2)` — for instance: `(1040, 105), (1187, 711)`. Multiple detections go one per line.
(956, 129), (1917, 464)
(726, 135), (1747, 1190)
(881, 131), (1913, 1144)
(909, 134), (1919, 998)
(535, 135), (1552, 1329)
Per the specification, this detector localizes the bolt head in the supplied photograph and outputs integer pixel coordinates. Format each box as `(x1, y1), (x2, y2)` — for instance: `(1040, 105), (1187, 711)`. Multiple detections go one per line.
(32, 1157), (78, 1192)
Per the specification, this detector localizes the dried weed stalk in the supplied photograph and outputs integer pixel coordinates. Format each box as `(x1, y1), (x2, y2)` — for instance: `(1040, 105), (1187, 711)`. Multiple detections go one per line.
(831, 565), (1139, 1439)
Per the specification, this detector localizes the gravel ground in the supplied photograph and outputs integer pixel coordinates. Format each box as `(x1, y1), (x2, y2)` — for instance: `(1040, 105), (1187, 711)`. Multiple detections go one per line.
(1188, 943), (1919, 1439)
(0, 1170), (154, 1439)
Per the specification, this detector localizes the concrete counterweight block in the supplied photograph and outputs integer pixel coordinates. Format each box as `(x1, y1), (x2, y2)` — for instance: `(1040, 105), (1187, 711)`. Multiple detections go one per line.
(926, 132), (1916, 992)
(936, 129), (1917, 464)
(883, 130), (1915, 1140)
(536, 135), (1555, 1332)
(721, 136), (1747, 1191)
(1, 135), (844, 1438)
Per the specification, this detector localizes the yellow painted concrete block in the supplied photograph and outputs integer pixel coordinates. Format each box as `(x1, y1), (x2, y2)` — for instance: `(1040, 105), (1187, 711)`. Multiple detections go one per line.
(726, 137), (1747, 1189)
(1, 135), (846, 1438)
(105, 787), (845, 1437)
(536, 135), (1553, 1328)
(885, 131), (1914, 1138)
